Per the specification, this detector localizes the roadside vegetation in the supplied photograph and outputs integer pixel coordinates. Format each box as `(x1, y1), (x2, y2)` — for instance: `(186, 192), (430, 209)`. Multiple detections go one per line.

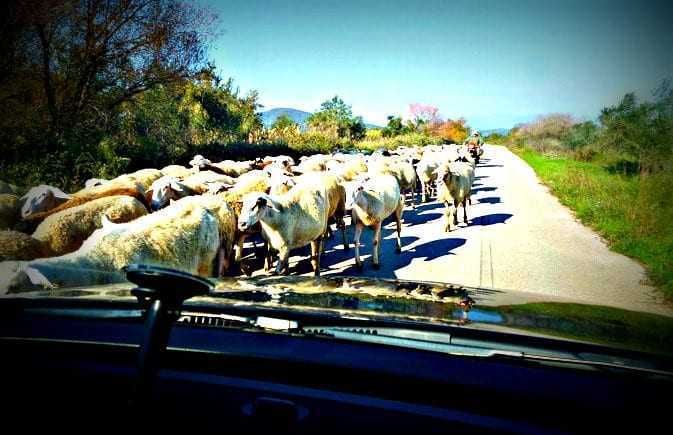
(0, 0), (468, 192)
(488, 85), (673, 297)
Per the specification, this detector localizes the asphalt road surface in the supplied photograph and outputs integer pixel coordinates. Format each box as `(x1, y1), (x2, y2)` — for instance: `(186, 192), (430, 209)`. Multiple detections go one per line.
(247, 145), (672, 316)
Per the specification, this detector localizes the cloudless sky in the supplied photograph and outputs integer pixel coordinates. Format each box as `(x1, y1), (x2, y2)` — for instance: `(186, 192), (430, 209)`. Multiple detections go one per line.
(203, 0), (673, 129)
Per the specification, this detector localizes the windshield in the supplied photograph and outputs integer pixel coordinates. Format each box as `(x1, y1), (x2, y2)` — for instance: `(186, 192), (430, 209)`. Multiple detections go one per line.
(1, 0), (672, 357)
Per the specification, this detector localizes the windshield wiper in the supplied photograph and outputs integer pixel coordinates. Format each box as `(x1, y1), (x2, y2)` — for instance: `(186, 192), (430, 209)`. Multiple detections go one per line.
(301, 326), (673, 377)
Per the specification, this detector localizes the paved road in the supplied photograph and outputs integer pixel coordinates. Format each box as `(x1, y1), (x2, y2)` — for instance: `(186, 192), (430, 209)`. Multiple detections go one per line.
(248, 145), (672, 316)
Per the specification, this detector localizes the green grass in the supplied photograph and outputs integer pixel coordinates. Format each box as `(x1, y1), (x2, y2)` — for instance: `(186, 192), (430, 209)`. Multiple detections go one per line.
(514, 148), (673, 298)
(495, 302), (673, 355)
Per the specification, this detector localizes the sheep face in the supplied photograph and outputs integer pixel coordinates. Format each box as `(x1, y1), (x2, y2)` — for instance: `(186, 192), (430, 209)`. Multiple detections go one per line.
(148, 177), (186, 211)
(20, 185), (70, 219)
(84, 178), (107, 189)
(269, 175), (296, 196)
(344, 177), (368, 210)
(189, 154), (211, 170)
(238, 193), (267, 231)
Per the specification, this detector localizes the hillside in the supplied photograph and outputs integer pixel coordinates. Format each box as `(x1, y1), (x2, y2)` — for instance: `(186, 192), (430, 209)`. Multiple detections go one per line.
(261, 108), (311, 129)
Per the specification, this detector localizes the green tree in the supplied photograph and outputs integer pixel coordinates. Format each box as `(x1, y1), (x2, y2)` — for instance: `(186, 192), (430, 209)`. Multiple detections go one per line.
(307, 95), (365, 140)
(0, 0), (216, 157)
(272, 114), (298, 130)
(599, 82), (673, 174)
(382, 115), (405, 137)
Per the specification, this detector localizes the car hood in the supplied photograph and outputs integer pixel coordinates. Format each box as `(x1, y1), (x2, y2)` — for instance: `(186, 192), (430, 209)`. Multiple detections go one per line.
(4, 275), (673, 356)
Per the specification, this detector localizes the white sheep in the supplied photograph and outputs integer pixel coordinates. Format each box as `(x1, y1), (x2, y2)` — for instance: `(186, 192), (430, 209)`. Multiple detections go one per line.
(295, 172), (348, 250)
(181, 171), (237, 192)
(237, 174), (329, 277)
(368, 157), (418, 208)
(262, 155), (295, 170)
(292, 154), (330, 174)
(161, 164), (194, 179)
(1, 198), (223, 294)
(435, 161), (475, 232)
(32, 195), (148, 256)
(84, 178), (107, 189)
(19, 185), (72, 219)
(146, 176), (196, 211)
(346, 174), (403, 271)
(170, 194), (237, 277)
(116, 168), (163, 190)
(326, 157), (368, 181)
(268, 172), (296, 196)
(210, 160), (256, 177)
(415, 153), (445, 202)
(23, 177), (148, 222)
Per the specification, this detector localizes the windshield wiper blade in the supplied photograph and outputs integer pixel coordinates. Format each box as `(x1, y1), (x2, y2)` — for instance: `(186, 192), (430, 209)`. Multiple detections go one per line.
(302, 326), (673, 377)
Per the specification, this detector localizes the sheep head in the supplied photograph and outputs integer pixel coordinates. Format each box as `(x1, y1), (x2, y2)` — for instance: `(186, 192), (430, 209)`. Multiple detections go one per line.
(19, 185), (71, 219)
(147, 176), (187, 211)
(238, 193), (280, 231)
(189, 154), (211, 170)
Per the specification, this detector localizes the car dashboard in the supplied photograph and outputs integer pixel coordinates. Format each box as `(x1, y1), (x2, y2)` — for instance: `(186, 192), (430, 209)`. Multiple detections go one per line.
(0, 300), (670, 434)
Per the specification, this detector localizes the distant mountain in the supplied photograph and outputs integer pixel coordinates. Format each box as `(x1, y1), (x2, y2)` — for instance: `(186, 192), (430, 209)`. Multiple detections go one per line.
(261, 108), (311, 129)
(479, 128), (510, 137)
(261, 107), (381, 130)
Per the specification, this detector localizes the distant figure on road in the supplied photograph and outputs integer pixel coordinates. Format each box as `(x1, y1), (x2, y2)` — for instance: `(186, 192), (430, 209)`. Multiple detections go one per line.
(464, 131), (484, 163)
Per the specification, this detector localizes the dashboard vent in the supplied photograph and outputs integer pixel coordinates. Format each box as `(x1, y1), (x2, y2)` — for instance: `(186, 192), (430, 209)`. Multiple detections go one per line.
(177, 312), (251, 329)
(304, 327), (379, 336)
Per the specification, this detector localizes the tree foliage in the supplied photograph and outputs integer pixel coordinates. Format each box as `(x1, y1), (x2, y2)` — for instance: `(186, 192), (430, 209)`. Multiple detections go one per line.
(307, 95), (365, 140)
(0, 0), (216, 153)
(427, 118), (469, 143)
(599, 83), (673, 173)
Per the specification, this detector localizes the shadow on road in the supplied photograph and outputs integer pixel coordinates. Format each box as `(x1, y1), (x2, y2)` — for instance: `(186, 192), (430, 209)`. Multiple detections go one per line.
(333, 236), (467, 279)
(471, 186), (497, 194)
(403, 212), (443, 226)
(477, 196), (501, 204)
(471, 213), (513, 226)
(408, 238), (467, 261)
(413, 202), (444, 212)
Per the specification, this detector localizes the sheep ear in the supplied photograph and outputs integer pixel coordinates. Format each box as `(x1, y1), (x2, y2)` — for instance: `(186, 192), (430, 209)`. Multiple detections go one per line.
(53, 188), (71, 200)
(101, 215), (114, 230)
(169, 180), (184, 192)
(252, 197), (266, 210)
(144, 189), (154, 207)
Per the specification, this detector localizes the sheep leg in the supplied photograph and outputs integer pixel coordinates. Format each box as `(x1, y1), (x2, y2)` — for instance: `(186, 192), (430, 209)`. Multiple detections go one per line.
(310, 238), (322, 278)
(234, 233), (247, 263)
(338, 215), (349, 250)
(371, 222), (381, 270)
(463, 199), (468, 224)
(420, 179), (427, 203)
(354, 222), (364, 271)
(444, 201), (453, 232)
(453, 200), (459, 225)
(215, 245), (230, 277)
(265, 243), (275, 272)
(395, 204), (403, 253)
(275, 247), (289, 275)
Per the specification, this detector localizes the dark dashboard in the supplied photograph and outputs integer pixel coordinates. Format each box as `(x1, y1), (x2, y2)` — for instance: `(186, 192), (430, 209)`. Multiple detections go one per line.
(1, 302), (670, 434)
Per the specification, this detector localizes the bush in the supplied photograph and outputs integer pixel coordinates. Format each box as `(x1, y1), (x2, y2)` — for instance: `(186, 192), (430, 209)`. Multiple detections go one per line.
(562, 121), (599, 150)
(355, 133), (439, 152)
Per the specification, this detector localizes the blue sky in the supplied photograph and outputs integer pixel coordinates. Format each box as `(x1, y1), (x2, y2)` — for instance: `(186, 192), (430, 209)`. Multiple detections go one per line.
(203, 0), (673, 129)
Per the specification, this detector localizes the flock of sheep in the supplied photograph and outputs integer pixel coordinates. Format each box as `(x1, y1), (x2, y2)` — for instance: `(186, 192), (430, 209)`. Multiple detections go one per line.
(0, 143), (481, 293)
